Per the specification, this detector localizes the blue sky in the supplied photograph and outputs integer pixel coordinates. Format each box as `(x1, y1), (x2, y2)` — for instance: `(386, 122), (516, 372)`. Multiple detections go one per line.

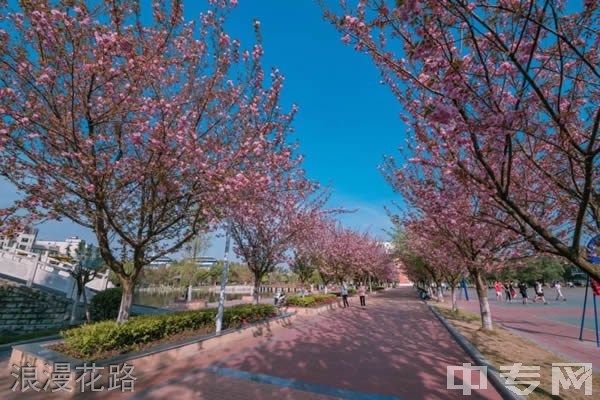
(0, 0), (407, 259)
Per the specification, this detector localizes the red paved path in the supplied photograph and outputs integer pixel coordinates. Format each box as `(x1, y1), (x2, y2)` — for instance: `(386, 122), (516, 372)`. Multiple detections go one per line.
(3, 288), (501, 399)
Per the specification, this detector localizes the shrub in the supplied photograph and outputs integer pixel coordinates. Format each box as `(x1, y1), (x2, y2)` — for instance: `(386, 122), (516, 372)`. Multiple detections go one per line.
(61, 303), (276, 359)
(89, 287), (123, 321)
(348, 288), (357, 296)
(222, 303), (275, 326)
(286, 294), (337, 307)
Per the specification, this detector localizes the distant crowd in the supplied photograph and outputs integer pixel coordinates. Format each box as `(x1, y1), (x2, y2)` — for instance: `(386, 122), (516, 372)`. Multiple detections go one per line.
(493, 281), (567, 304)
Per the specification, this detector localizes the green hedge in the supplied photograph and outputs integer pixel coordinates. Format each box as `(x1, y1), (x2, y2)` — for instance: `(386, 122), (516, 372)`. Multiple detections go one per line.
(89, 287), (123, 321)
(286, 294), (337, 307)
(62, 303), (276, 359)
(348, 288), (357, 296)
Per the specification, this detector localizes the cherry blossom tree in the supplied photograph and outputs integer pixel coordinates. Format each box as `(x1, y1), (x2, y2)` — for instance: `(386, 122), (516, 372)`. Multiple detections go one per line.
(395, 226), (463, 308)
(229, 177), (330, 303)
(387, 157), (525, 329)
(357, 239), (397, 289)
(312, 222), (366, 284)
(326, 1), (600, 280)
(309, 220), (396, 289)
(0, 0), (298, 322)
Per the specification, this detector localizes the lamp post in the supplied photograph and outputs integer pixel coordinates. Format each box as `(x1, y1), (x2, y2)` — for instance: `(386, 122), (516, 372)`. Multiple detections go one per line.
(215, 220), (232, 334)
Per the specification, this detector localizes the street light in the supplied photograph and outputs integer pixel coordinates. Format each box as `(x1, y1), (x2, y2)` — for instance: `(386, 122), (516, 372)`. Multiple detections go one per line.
(215, 220), (231, 334)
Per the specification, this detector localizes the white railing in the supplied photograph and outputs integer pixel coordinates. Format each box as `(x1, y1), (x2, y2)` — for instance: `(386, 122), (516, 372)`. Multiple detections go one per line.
(0, 248), (111, 301)
(208, 285), (254, 294)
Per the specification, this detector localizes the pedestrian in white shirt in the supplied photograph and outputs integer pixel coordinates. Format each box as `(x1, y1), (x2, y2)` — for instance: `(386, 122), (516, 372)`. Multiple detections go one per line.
(554, 281), (566, 301)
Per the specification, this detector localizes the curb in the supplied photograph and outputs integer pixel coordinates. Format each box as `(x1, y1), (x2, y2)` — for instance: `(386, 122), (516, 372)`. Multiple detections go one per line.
(428, 305), (520, 400)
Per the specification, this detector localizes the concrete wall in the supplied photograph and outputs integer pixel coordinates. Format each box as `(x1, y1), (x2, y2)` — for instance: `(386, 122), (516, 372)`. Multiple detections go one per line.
(0, 278), (71, 334)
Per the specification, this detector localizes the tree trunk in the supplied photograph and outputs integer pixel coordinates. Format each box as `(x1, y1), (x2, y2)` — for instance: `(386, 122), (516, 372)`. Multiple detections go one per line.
(70, 288), (80, 324)
(451, 287), (458, 312)
(82, 285), (91, 322)
(117, 279), (135, 324)
(253, 272), (261, 304)
(473, 269), (493, 331)
(187, 284), (193, 302)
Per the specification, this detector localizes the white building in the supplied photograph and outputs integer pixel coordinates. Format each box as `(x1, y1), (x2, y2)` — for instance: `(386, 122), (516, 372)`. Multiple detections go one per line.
(0, 228), (83, 259)
(0, 226), (39, 253)
(147, 256), (173, 268)
(192, 256), (218, 268)
(379, 241), (395, 253)
(0, 228), (112, 298)
(33, 236), (83, 258)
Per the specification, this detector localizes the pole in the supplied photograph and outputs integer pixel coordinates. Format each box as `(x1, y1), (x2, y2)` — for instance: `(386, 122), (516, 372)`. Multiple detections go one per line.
(26, 256), (41, 288)
(592, 254), (600, 347)
(461, 274), (469, 301)
(582, 236), (600, 341)
(594, 294), (600, 348)
(215, 221), (231, 334)
(579, 275), (590, 341)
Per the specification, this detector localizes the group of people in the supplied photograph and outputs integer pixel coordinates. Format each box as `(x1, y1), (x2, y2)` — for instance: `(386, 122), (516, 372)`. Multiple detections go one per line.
(340, 282), (367, 309)
(494, 280), (566, 304)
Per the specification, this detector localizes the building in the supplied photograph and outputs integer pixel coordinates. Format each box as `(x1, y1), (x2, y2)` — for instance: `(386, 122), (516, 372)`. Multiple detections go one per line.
(147, 256), (173, 268)
(33, 236), (83, 258)
(194, 256), (218, 268)
(0, 228), (84, 259)
(180, 256), (218, 269)
(0, 226), (39, 253)
(379, 241), (394, 253)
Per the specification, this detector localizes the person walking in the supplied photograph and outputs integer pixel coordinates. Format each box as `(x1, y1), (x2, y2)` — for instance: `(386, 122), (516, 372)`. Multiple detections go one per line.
(518, 281), (529, 304)
(534, 281), (548, 304)
(358, 284), (367, 308)
(495, 281), (503, 302)
(503, 281), (512, 302)
(509, 281), (516, 301)
(554, 281), (566, 301)
(341, 282), (350, 308)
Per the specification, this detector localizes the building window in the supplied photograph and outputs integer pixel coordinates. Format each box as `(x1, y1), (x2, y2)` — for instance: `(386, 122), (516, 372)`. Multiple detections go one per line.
(21, 238), (29, 243)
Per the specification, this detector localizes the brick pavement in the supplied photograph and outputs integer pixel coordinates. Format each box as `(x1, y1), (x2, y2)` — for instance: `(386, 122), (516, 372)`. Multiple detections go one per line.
(2, 288), (501, 399)
(456, 289), (600, 370)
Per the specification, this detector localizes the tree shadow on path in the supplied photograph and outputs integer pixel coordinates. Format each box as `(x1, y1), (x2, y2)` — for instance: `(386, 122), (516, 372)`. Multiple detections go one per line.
(208, 288), (500, 400)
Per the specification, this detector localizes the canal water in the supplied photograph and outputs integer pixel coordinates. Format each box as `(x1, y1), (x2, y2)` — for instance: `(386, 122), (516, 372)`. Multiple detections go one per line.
(133, 288), (244, 308)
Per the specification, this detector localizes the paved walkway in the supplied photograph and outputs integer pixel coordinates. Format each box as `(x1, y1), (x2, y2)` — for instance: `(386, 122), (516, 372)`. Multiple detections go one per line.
(456, 287), (600, 370)
(2, 288), (501, 399)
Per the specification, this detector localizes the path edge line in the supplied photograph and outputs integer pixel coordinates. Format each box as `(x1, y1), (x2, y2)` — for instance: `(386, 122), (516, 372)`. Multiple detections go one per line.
(428, 305), (521, 400)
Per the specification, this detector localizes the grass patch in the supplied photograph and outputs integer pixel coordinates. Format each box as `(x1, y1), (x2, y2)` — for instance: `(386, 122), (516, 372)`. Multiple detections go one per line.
(434, 304), (599, 399)
(436, 306), (480, 323)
